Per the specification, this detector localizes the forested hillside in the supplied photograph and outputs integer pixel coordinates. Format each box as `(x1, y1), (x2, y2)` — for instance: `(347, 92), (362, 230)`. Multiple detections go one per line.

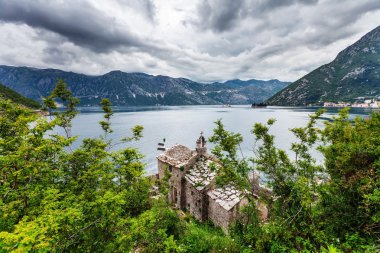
(0, 82), (40, 108)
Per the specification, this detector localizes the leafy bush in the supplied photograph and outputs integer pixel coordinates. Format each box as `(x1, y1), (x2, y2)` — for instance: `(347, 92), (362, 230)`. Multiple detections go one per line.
(178, 220), (242, 253)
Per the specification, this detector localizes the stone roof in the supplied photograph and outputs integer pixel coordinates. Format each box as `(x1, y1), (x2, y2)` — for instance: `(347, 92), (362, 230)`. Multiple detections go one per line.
(157, 144), (196, 167)
(207, 185), (244, 211)
(185, 156), (218, 191)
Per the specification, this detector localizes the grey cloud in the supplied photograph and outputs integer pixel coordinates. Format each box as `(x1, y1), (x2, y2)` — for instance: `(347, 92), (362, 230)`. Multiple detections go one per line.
(253, 0), (318, 12)
(290, 62), (320, 73)
(0, 0), (147, 52)
(116, 0), (156, 21)
(234, 64), (252, 76)
(196, 0), (380, 61)
(256, 45), (285, 59)
(299, 1), (380, 48)
(42, 47), (76, 65)
(195, 0), (319, 33)
(141, 0), (156, 21)
(197, 0), (245, 32)
(304, 29), (356, 50)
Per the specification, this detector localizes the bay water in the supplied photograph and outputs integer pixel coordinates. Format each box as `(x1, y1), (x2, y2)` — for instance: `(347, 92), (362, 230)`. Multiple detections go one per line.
(58, 105), (373, 175)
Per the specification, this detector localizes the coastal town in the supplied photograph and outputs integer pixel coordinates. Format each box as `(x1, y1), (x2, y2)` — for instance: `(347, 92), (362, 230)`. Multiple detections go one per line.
(323, 98), (380, 108)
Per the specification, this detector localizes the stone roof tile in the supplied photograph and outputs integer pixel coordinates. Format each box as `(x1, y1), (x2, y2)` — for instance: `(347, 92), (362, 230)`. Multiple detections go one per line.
(157, 144), (196, 166)
(207, 184), (244, 211)
(185, 156), (219, 190)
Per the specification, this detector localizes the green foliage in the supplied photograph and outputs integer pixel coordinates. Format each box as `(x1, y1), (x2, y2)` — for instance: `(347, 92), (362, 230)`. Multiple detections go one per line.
(0, 83), (40, 109)
(318, 108), (380, 248)
(43, 79), (79, 138)
(0, 81), (151, 252)
(229, 202), (263, 251)
(209, 109), (380, 252)
(99, 98), (113, 134)
(209, 119), (253, 197)
(121, 125), (144, 142)
(178, 220), (242, 253)
(126, 201), (181, 252)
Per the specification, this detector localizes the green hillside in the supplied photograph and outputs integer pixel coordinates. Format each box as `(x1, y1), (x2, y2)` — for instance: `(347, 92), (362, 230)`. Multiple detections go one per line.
(0, 82), (40, 108)
(267, 25), (380, 106)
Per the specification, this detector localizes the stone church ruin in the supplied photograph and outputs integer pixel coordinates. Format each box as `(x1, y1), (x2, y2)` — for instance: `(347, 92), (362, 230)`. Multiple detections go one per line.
(156, 133), (267, 232)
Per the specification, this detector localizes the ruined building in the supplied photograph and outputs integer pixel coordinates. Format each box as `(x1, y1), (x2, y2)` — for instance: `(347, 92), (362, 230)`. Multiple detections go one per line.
(156, 133), (250, 232)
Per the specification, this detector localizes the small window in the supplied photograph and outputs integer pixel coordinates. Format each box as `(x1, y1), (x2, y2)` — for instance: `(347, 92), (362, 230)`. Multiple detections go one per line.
(187, 203), (190, 209)
(191, 191), (194, 195)
(169, 166), (173, 172)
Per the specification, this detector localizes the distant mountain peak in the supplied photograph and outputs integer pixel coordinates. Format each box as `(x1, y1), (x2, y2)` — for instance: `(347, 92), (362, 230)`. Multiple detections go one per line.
(106, 70), (124, 74)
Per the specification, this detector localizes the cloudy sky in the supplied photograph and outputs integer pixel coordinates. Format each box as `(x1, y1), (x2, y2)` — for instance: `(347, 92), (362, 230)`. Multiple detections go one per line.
(0, 0), (379, 82)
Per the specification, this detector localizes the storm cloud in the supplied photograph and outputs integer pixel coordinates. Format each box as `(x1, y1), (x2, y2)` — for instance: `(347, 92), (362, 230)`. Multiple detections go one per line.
(195, 0), (319, 33)
(0, 0), (152, 52)
(0, 0), (379, 82)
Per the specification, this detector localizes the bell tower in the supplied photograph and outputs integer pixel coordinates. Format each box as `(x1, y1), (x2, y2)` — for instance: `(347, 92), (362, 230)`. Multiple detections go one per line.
(196, 131), (207, 155)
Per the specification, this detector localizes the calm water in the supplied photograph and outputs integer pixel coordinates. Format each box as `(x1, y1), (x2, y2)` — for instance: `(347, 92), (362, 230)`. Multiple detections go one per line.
(56, 105), (374, 175)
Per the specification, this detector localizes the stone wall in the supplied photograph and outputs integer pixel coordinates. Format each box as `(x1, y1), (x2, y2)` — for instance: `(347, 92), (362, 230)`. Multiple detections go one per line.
(208, 197), (233, 232)
(208, 197), (248, 233)
(185, 154), (199, 172)
(168, 166), (184, 208)
(157, 160), (168, 180)
(160, 155), (200, 210)
(185, 183), (209, 221)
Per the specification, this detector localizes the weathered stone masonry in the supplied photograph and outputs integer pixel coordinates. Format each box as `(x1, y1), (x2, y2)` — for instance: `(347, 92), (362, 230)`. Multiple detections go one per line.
(156, 133), (250, 232)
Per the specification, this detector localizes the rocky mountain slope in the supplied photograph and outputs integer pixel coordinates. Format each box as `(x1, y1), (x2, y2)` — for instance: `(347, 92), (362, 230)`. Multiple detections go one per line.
(0, 65), (289, 106)
(267, 25), (380, 106)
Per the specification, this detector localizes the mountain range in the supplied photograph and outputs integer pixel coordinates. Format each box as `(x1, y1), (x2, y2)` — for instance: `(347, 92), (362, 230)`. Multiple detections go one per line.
(267, 25), (380, 106)
(0, 65), (289, 106)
